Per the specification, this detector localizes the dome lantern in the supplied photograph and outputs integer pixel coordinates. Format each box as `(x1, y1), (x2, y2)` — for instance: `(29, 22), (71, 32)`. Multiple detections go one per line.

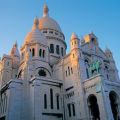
(43, 3), (49, 17)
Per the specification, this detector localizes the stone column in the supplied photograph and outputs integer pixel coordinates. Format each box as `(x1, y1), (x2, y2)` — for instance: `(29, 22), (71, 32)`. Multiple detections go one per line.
(36, 43), (39, 57)
(96, 76), (114, 120)
(32, 80), (42, 120)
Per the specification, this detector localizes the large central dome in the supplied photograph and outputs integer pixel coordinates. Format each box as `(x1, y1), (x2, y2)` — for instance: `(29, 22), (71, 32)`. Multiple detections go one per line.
(39, 4), (62, 33)
(39, 16), (62, 32)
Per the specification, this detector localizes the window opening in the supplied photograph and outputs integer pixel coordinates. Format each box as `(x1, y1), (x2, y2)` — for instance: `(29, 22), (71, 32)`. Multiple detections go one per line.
(50, 44), (54, 53)
(49, 31), (53, 34)
(39, 49), (42, 57)
(44, 94), (47, 109)
(43, 50), (45, 58)
(71, 68), (73, 74)
(7, 62), (9, 66)
(66, 71), (67, 77)
(38, 69), (46, 76)
(43, 31), (47, 33)
(72, 104), (76, 116)
(68, 67), (70, 75)
(50, 88), (53, 109)
(61, 47), (63, 56)
(55, 32), (58, 35)
(68, 104), (71, 117)
(73, 54), (75, 58)
(56, 95), (59, 109)
(56, 45), (59, 54)
(32, 48), (35, 56)
(86, 68), (89, 79)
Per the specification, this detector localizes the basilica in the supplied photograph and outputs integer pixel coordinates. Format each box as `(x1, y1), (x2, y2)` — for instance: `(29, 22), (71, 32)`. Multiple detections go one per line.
(0, 4), (120, 120)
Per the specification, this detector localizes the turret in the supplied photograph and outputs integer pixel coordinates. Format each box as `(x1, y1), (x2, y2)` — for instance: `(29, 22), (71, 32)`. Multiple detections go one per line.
(105, 46), (119, 81)
(9, 41), (20, 62)
(84, 31), (99, 52)
(1, 54), (12, 87)
(70, 31), (81, 51)
(70, 31), (82, 59)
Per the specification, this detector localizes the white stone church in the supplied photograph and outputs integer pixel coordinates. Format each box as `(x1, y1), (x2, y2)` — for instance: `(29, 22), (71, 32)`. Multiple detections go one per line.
(0, 4), (120, 120)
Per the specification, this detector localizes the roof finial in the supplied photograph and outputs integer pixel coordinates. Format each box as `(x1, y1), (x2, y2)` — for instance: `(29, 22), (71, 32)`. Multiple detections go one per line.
(90, 30), (93, 34)
(43, 3), (49, 17)
(33, 15), (39, 30)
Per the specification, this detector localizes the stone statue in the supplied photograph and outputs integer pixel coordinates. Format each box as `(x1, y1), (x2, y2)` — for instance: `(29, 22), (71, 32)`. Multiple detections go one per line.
(89, 60), (102, 77)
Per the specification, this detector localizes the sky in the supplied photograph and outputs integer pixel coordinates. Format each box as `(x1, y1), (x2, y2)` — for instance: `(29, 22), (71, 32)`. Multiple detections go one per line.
(0, 0), (120, 77)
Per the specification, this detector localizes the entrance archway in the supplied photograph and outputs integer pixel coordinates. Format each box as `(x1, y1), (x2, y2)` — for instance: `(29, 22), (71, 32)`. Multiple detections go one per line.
(88, 95), (100, 120)
(109, 91), (119, 120)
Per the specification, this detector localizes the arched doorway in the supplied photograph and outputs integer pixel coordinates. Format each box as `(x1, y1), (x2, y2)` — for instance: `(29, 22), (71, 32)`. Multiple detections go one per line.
(88, 95), (100, 120)
(109, 91), (119, 120)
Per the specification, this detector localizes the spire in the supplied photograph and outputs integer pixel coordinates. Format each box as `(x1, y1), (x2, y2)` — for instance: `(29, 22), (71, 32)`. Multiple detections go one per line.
(32, 15), (39, 30)
(43, 3), (49, 17)
(9, 41), (20, 62)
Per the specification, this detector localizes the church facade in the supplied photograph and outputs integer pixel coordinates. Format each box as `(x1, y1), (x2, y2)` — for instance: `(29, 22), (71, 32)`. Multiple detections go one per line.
(0, 4), (120, 120)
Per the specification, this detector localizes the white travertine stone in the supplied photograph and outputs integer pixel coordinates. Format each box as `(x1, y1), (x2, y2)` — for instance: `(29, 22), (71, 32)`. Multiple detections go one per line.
(0, 3), (119, 120)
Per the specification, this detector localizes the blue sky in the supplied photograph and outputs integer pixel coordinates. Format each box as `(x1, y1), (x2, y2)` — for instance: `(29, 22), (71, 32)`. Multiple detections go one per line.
(0, 0), (120, 77)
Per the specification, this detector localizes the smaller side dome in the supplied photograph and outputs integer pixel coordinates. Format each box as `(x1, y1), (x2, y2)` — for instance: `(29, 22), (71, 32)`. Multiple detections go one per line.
(71, 31), (78, 39)
(24, 16), (48, 46)
(105, 46), (111, 53)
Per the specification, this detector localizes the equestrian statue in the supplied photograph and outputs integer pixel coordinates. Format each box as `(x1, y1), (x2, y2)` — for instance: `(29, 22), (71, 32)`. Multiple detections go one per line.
(89, 60), (102, 78)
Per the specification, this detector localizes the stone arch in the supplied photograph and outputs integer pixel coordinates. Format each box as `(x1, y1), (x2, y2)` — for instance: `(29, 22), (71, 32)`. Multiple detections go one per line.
(87, 94), (100, 120)
(109, 91), (120, 120)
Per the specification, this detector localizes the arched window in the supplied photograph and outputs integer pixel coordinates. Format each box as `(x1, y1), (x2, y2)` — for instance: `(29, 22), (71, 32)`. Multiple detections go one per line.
(50, 88), (53, 109)
(43, 50), (45, 58)
(56, 95), (59, 109)
(61, 47), (63, 56)
(71, 68), (73, 74)
(39, 49), (42, 57)
(56, 45), (59, 54)
(32, 48), (35, 56)
(50, 44), (54, 53)
(68, 104), (71, 117)
(85, 60), (90, 79)
(68, 67), (70, 75)
(7, 62), (9, 66)
(72, 104), (76, 116)
(44, 94), (47, 109)
(105, 66), (109, 79)
(66, 71), (67, 77)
